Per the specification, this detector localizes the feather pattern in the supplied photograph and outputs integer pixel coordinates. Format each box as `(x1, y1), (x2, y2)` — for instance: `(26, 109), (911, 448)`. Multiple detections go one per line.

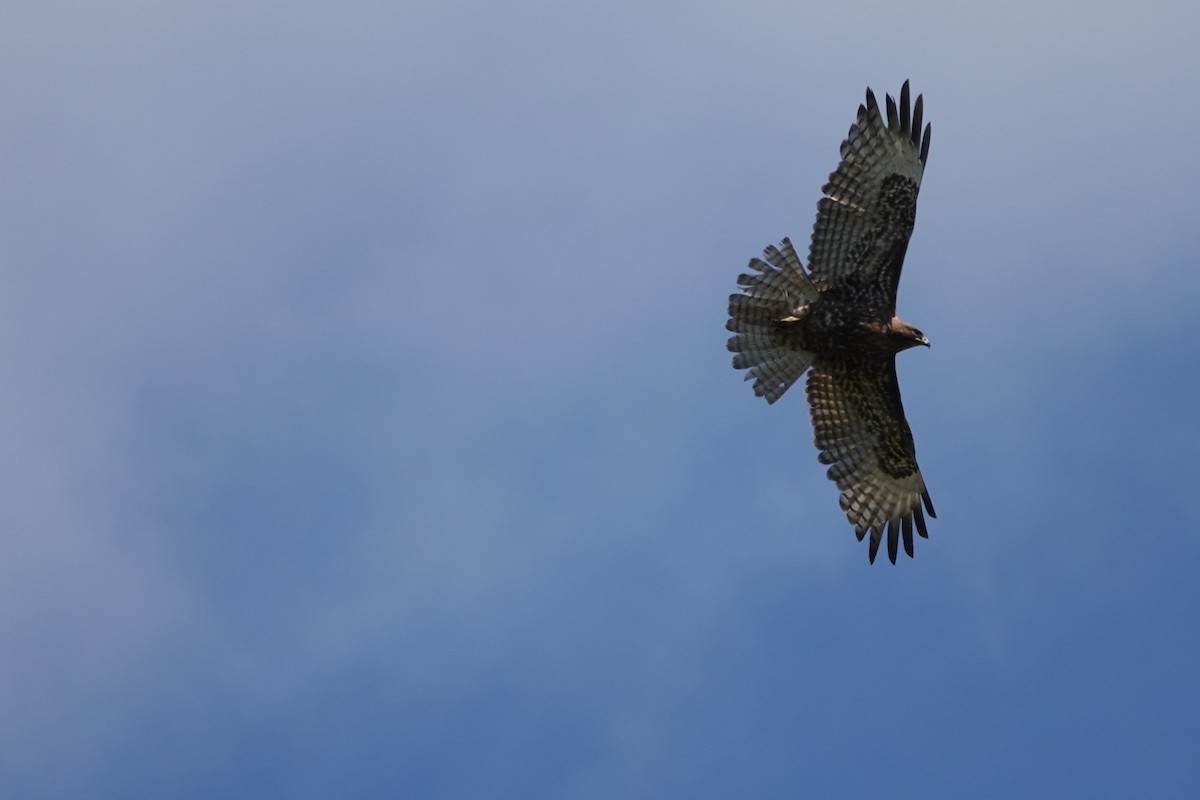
(806, 358), (935, 564)
(725, 238), (818, 404)
(807, 81), (930, 310)
(726, 81), (938, 563)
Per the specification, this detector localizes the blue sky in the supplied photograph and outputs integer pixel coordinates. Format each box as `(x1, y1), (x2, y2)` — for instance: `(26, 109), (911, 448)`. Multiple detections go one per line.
(3, 0), (1199, 797)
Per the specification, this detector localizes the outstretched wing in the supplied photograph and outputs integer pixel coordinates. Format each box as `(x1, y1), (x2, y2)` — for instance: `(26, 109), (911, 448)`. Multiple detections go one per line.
(807, 81), (930, 311)
(806, 356), (936, 564)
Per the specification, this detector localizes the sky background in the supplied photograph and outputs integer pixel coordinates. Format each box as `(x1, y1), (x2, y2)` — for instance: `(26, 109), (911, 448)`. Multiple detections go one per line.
(2, 1), (1199, 797)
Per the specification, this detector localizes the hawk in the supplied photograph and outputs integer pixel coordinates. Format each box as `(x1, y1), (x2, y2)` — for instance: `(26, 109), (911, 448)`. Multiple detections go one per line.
(726, 81), (937, 564)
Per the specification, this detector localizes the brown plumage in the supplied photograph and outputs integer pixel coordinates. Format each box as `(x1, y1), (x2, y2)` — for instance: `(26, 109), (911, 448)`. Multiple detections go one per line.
(726, 81), (937, 564)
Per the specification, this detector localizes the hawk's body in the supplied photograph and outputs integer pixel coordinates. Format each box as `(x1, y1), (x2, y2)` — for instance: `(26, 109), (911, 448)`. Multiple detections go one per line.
(726, 81), (937, 564)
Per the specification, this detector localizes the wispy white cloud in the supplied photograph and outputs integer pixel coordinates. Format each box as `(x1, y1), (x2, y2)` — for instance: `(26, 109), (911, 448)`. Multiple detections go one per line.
(2, 0), (1199, 795)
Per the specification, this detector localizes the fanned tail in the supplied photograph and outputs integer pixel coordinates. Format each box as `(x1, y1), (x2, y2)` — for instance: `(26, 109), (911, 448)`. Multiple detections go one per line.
(726, 238), (818, 404)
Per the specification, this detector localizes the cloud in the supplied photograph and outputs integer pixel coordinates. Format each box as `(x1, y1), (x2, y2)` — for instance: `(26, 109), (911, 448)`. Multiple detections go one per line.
(2, 0), (1200, 796)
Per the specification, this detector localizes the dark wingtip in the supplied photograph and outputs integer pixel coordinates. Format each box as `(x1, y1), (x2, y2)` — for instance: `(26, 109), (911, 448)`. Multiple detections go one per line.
(902, 515), (914, 558)
(922, 489), (937, 518)
(863, 88), (880, 125)
(867, 530), (880, 564)
(920, 122), (931, 165)
(915, 505), (929, 539)
(911, 94), (923, 149)
(884, 92), (899, 130)
(899, 82), (911, 136)
(886, 519), (899, 564)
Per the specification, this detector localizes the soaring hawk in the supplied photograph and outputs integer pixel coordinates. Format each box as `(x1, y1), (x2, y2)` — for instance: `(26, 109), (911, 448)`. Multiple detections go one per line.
(726, 81), (937, 564)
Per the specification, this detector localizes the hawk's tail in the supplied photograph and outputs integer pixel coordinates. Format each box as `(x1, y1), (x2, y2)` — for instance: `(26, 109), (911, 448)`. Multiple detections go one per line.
(726, 238), (818, 404)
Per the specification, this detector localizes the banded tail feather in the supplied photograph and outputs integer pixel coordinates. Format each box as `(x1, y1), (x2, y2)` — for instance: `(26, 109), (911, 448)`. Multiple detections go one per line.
(726, 238), (818, 404)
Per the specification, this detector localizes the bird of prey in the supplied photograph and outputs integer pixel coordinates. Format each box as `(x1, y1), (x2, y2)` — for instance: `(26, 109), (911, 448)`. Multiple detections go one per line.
(726, 81), (937, 564)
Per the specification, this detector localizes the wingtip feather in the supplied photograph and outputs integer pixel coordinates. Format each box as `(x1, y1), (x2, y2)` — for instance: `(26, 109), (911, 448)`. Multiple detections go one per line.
(885, 93), (899, 130)
(915, 506), (927, 538)
(911, 94), (923, 149)
(864, 89), (880, 125)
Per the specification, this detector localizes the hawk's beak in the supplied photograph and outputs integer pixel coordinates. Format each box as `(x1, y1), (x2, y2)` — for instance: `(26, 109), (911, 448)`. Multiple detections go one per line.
(918, 335), (931, 347)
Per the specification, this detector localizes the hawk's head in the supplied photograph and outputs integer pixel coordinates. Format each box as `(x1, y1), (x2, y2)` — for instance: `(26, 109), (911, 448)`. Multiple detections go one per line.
(889, 318), (929, 351)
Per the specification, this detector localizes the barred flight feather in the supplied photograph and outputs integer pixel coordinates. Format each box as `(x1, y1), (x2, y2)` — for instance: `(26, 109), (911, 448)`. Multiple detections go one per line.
(726, 81), (939, 563)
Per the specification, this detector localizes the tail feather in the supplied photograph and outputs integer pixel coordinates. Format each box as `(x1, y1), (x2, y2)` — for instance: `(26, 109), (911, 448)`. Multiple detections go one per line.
(733, 237), (815, 305)
(739, 348), (816, 404)
(726, 238), (819, 404)
(725, 295), (782, 332)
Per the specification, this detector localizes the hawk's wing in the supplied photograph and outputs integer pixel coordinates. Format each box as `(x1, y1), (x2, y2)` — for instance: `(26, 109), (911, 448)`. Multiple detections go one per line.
(807, 81), (930, 311)
(806, 356), (936, 563)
